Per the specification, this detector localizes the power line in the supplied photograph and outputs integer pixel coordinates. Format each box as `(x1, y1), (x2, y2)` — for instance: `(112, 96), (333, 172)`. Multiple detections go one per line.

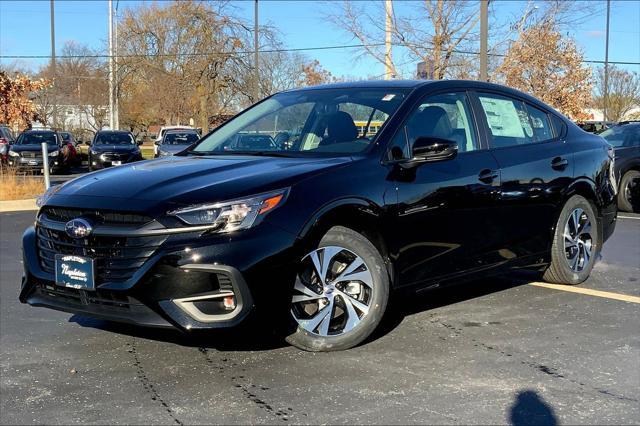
(1, 42), (638, 66)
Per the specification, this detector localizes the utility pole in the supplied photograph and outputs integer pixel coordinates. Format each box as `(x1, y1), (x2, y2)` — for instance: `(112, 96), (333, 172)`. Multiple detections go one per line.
(50, 0), (57, 129)
(603, 0), (611, 123)
(113, 4), (119, 130)
(108, 0), (114, 130)
(384, 0), (393, 80)
(479, 0), (488, 81)
(254, 0), (260, 101)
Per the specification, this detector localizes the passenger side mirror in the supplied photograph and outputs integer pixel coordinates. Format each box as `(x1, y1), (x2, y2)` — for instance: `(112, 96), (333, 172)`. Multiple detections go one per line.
(85, 140), (91, 146)
(154, 140), (160, 146)
(137, 140), (143, 146)
(401, 137), (458, 168)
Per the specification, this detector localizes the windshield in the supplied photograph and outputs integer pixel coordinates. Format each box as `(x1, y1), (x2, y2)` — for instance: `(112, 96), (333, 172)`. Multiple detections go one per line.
(60, 132), (72, 142)
(15, 132), (58, 145)
(600, 125), (640, 148)
(95, 132), (135, 145)
(191, 88), (409, 156)
(164, 132), (199, 145)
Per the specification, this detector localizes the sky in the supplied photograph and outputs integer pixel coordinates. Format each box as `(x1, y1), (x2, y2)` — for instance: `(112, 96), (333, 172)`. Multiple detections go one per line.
(1, 0), (639, 78)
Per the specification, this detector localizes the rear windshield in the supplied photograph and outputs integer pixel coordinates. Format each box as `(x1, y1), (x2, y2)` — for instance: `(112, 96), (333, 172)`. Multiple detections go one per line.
(15, 132), (58, 145)
(94, 133), (134, 145)
(164, 132), (199, 145)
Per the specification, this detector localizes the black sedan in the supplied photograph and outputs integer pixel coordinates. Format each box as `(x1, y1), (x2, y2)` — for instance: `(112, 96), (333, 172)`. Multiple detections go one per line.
(154, 129), (200, 158)
(600, 121), (640, 212)
(88, 130), (143, 171)
(22, 80), (617, 351)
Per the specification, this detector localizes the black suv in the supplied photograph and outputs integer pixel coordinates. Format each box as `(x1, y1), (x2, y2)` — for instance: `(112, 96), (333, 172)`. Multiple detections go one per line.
(7, 130), (67, 173)
(88, 130), (143, 171)
(600, 121), (640, 212)
(21, 81), (617, 351)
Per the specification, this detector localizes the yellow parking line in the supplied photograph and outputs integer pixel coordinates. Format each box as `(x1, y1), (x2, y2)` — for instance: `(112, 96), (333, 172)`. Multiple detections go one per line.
(529, 282), (640, 304)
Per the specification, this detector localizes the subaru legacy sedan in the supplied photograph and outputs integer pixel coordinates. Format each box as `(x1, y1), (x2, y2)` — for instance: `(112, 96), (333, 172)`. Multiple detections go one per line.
(21, 80), (617, 351)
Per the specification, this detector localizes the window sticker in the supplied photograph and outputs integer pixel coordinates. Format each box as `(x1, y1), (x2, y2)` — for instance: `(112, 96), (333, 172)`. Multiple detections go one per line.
(479, 97), (525, 138)
(381, 94), (396, 101)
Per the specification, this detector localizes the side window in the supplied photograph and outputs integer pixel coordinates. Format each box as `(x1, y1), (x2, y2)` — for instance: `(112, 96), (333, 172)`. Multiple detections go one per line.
(478, 93), (534, 148)
(389, 92), (478, 160)
(550, 115), (567, 139)
(525, 104), (553, 142)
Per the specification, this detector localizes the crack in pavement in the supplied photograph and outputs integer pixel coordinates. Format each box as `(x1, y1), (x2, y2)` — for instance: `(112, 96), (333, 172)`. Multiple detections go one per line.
(425, 316), (639, 404)
(128, 340), (184, 425)
(198, 347), (306, 422)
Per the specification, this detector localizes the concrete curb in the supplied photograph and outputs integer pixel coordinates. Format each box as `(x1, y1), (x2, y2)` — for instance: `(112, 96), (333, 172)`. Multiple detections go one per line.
(0, 198), (38, 212)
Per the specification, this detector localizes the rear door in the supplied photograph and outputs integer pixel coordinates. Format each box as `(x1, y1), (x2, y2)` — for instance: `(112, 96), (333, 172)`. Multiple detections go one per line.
(473, 91), (573, 259)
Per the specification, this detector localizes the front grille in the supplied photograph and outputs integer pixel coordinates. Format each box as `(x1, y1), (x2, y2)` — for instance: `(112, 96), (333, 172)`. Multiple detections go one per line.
(101, 152), (130, 161)
(37, 226), (166, 284)
(40, 207), (152, 225)
(21, 151), (42, 159)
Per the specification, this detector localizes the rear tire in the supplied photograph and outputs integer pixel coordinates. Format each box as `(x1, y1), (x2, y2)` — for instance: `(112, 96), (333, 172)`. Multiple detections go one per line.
(285, 226), (389, 351)
(543, 195), (600, 285)
(618, 170), (640, 213)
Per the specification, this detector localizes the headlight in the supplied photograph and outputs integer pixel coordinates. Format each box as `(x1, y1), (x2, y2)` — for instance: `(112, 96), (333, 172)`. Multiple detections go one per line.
(8, 150), (19, 157)
(48, 150), (59, 157)
(169, 188), (289, 231)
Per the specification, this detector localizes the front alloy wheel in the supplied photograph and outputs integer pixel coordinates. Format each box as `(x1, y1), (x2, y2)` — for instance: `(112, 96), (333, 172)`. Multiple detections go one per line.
(286, 226), (389, 351)
(291, 246), (373, 337)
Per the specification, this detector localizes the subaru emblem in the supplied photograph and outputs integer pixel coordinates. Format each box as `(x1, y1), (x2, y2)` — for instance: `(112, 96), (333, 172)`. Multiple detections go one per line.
(65, 218), (93, 239)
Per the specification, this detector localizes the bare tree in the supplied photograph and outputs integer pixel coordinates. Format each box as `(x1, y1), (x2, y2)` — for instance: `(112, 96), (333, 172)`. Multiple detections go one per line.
(593, 66), (640, 122)
(328, 0), (480, 79)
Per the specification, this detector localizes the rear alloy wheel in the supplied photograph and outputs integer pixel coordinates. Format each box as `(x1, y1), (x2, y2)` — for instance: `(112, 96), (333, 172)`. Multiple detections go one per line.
(286, 226), (389, 351)
(543, 195), (600, 285)
(618, 170), (640, 213)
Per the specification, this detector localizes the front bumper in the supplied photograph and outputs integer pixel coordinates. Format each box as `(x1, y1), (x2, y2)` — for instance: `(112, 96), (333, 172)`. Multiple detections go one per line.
(19, 220), (298, 331)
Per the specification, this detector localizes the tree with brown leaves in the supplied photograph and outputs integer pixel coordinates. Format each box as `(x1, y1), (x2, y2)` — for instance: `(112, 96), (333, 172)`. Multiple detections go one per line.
(497, 22), (592, 120)
(0, 71), (52, 130)
(593, 66), (640, 122)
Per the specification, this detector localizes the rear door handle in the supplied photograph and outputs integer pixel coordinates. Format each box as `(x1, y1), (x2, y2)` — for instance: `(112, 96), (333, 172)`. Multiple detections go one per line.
(551, 157), (569, 170)
(478, 169), (499, 183)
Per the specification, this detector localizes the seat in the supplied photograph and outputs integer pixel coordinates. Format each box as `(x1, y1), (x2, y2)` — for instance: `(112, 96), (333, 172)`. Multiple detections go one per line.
(320, 111), (359, 146)
(407, 106), (452, 145)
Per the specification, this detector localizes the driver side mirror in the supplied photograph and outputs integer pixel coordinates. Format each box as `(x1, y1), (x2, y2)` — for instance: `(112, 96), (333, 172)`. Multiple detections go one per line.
(154, 140), (160, 146)
(401, 136), (458, 168)
(137, 140), (143, 146)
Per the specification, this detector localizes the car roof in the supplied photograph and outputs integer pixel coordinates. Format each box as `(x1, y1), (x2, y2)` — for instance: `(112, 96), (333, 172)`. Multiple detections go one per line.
(97, 130), (132, 134)
(23, 130), (56, 133)
(164, 129), (198, 134)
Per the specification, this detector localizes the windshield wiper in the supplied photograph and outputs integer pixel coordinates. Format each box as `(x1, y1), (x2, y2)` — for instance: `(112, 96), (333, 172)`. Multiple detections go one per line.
(187, 150), (294, 158)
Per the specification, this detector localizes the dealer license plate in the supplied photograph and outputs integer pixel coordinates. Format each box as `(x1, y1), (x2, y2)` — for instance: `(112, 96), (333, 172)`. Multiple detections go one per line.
(55, 254), (95, 290)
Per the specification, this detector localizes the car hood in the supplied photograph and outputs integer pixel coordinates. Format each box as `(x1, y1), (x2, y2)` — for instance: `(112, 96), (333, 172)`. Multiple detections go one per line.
(49, 154), (352, 212)
(10, 144), (58, 153)
(159, 145), (190, 154)
(90, 145), (138, 153)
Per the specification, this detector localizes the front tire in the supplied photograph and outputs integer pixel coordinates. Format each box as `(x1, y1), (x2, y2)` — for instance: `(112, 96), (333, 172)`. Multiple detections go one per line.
(286, 226), (389, 351)
(543, 195), (600, 285)
(618, 170), (640, 213)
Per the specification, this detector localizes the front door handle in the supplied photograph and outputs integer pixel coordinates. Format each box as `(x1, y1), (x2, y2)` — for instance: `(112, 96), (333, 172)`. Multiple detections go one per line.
(478, 169), (499, 183)
(551, 157), (569, 170)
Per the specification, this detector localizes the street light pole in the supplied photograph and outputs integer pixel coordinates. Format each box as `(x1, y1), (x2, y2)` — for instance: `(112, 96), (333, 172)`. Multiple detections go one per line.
(114, 5), (119, 130)
(254, 0), (259, 101)
(603, 0), (611, 123)
(479, 0), (488, 81)
(50, 0), (57, 129)
(108, 0), (114, 130)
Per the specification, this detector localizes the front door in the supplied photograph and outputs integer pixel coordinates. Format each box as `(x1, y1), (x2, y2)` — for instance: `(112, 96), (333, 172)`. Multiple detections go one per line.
(388, 91), (503, 287)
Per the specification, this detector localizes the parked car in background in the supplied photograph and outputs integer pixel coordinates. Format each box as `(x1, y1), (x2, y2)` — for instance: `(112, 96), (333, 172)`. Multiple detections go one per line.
(24, 80), (617, 351)
(0, 125), (16, 162)
(577, 121), (616, 134)
(154, 129), (200, 157)
(88, 130), (143, 171)
(7, 130), (70, 173)
(600, 121), (640, 212)
(154, 126), (196, 156)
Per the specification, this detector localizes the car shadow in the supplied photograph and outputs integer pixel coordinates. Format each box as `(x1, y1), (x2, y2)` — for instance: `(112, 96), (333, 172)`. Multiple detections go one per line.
(70, 271), (539, 352)
(508, 389), (558, 426)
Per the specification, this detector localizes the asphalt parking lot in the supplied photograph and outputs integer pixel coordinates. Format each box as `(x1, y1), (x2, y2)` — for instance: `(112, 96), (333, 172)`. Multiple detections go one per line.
(1, 211), (638, 425)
